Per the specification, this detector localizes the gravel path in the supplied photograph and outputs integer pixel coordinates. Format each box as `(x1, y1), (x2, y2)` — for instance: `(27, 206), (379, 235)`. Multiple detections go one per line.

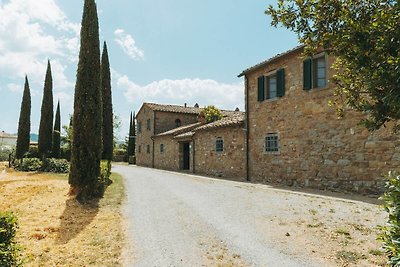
(115, 165), (338, 267)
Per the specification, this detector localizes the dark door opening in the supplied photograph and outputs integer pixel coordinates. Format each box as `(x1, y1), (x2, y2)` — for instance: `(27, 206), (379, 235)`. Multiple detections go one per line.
(182, 142), (190, 170)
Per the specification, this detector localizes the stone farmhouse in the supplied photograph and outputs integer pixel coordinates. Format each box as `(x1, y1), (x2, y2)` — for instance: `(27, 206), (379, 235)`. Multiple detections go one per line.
(136, 45), (400, 194)
(136, 103), (246, 181)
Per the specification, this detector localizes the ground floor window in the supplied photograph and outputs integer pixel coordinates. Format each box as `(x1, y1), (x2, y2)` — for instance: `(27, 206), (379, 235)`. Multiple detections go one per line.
(215, 138), (224, 152)
(265, 133), (279, 153)
(138, 145), (141, 153)
(160, 143), (165, 153)
(147, 144), (150, 154)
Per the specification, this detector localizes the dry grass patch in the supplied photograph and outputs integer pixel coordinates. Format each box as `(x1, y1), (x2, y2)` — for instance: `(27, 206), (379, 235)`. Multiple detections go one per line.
(0, 169), (125, 266)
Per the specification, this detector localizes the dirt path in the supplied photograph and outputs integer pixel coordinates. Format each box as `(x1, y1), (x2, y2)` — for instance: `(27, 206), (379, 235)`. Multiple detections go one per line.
(117, 165), (387, 266)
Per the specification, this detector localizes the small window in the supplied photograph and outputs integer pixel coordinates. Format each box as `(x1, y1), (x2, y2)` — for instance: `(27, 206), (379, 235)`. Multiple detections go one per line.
(138, 122), (142, 133)
(215, 138), (224, 152)
(138, 145), (141, 153)
(313, 56), (326, 88)
(160, 144), (164, 153)
(147, 144), (150, 154)
(175, 119), (181, 127)
(266, 74), (277, 99)
(146, 119), (151, 130)
(304, 54), (327, 90)
(265, 134), (279, 153)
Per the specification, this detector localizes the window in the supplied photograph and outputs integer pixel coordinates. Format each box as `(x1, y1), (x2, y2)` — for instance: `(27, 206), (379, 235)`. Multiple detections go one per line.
(215, 138), (224, 152)
(146, 119), (151, 130)
(138, 145), (141, 153)
(160, 144), (164, 153)
(147, 144), (150, 154)
(303, 54), (327, 90)
(138, 122), (142, 133)
(175, 119), (181, 127)
(265, 134), (279, 153)
(257, 68), (285, 101)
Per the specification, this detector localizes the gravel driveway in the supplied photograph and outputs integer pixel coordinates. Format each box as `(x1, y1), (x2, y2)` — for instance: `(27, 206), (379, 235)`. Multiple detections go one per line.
(115, 165), (386, 267)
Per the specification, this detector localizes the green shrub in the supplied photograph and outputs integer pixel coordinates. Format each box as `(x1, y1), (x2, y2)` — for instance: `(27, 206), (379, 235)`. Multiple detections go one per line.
(379, 171), (400, 266)
(93, 160), (113, 198)
(42, 158), (69, 173)
(24, 145), (39, 158)
(0, 212), (22, 267)
(0, 146), (13, 162)
(60, 146), (71, 161)
(14, 158), (69, 173)
(14, 158), (42, 172)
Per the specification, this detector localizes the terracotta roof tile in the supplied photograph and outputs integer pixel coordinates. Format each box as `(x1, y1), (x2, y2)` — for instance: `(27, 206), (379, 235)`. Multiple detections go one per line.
(174, 131), (195, 139)
(238, 45), (304, 77)
(194, 112), (245, 132)
(155, 122), (204, 137)
(145, 103), (202, 114)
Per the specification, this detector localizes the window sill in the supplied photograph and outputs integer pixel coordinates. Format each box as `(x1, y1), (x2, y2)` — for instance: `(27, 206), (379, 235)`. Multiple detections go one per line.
(264, 151), (281, 155)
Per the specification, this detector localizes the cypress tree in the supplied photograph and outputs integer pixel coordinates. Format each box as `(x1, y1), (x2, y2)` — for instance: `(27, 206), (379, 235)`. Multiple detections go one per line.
(52, 101), (61, 158)
(69, 0), (103, 201)
(101, 41), (113, 161)
(38, 60), (54, 157)
(127, 112), (132, 156)
(15, 76), (31, 159)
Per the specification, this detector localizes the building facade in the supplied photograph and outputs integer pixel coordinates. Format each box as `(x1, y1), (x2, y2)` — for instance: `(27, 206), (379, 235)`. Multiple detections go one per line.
(239, 46), (400, 194)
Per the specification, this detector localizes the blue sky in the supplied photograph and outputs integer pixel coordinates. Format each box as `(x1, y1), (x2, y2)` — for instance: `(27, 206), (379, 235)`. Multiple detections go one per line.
(0, 0), (298, 138)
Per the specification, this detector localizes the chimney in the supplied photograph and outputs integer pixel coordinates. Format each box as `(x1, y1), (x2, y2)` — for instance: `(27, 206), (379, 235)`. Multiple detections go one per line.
(184, 103), (187, 108)
(194, 103), (199, 108)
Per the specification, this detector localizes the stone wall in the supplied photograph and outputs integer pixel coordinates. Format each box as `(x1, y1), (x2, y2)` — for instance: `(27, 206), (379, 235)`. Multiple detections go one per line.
(136, 105), (154, 167)
(245, 49), (400, 194)
(155, 112), (198, 135)
(153, 135), (180, 171)
(194, 125), (246, 181)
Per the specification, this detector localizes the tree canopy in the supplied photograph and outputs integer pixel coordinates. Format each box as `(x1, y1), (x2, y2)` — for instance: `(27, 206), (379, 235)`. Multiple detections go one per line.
(52, 101), (61, 159)
(266, 0), (400, 131)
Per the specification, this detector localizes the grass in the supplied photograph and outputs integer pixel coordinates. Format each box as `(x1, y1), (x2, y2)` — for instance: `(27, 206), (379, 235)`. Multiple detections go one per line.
(0, 169), (125, 267)
(336, 250), (366, 263)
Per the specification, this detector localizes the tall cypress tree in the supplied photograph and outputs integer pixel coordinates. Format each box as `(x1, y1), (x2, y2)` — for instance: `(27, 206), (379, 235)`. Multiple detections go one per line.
(52, 101), (61, 158)
(127, 112), (132, 156)
(101, 41), (113, 161)
(69, 0), (103, 201)
(38, 60), (54, 157)
(16, 76), (31, 159)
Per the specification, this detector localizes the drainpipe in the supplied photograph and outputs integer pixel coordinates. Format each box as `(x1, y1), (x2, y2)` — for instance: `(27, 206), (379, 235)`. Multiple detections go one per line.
(245, 75), (250, 182)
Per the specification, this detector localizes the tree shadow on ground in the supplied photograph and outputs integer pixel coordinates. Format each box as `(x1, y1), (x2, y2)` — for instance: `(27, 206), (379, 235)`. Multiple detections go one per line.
(56, 197), (99, 244)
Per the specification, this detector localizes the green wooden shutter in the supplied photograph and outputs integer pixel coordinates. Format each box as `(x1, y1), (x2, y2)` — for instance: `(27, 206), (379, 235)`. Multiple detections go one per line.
(303, 58), (312, 90)
(277, 68), (285, 97)
(257, 76), (265, 101)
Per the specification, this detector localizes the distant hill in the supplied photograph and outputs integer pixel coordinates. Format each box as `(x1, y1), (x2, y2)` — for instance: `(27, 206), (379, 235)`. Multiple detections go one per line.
(30, 133), (38, 142)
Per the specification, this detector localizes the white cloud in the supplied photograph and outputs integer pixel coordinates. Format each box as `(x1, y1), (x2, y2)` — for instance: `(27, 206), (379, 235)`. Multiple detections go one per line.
(0, 0), (79, 85)
(114, 29), (144, 60)
(116, 75), (244, 111)
(7, 83), (22, 93)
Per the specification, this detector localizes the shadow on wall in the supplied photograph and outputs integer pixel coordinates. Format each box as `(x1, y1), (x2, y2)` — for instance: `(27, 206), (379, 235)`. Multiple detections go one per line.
(55, 197), (99, 244)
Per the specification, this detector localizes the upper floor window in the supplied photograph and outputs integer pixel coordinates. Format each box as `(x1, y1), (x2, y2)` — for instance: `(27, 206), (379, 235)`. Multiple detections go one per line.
(215, 138), (224, 152)
(303, 54), (327, 90)
(146, 119), (151, 130)
(138, 122), (142, 133)
(160, 144), (165, 153)
(265, 133), (280, 153)
(138, 145), (141, 153)
(147, 144), (150, 154)
(258, 68), (285, 101)
(175, 119), (181, 128)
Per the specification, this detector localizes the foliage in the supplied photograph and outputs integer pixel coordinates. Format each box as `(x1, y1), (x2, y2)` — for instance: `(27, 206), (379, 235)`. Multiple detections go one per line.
(25, 145), (39, 159)
(38, 60), (54, 157)
(14, 158), (69, 173)
(52, 101), (61, 158)
(127, 112), (135, 157)
(69, 0), (103, 202)
(0, 212), (22, 267)
(15, 76), (31, 159)
(101, 41), (114, 161)
(266, 0), (400, 132)
(199, 105), (223, 123)
(379, 171), (400, 266)
(0, 146), (13, 162)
